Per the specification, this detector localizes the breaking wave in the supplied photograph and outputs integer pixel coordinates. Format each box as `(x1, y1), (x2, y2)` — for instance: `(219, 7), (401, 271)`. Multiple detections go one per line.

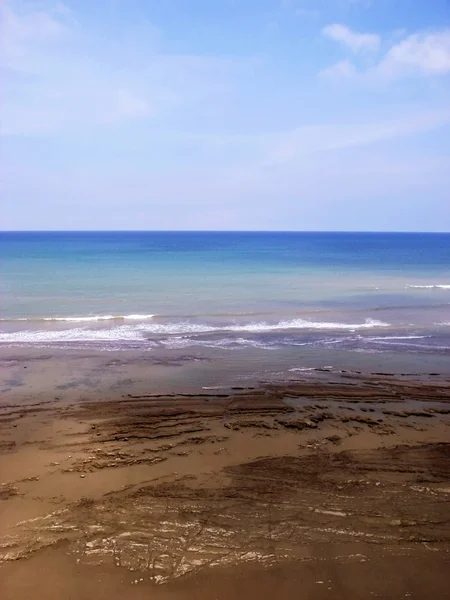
(0, 314), (155, 323)
(406, 285), (450, 290)
(0, 317), (391, 345)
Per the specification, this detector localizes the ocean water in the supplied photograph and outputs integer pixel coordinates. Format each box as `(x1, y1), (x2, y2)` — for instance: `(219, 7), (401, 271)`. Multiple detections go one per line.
(1, 231), (450, 358)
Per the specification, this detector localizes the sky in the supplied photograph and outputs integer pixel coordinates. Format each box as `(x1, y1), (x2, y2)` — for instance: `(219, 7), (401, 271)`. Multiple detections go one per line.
(1, 0), (450, 231)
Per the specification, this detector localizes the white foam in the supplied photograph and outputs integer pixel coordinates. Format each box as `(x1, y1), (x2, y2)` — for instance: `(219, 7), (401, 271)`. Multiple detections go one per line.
(0, 317), (390, 345)
(0, 314), (155, 323)
(406, 285), (450, 290)
(202, 386), (225, 390)
(136, 318), (389, 336)
(161, 336), (277, 350)
(0, 316), (388, 333)
(44, 314), (155, 322)
(140, 322), (217, 334)
(0, 325), (144, 343)
(369, 341), (450, 351)
(226, 318), (389, 332)
(367, 335), (427, 341)
(43, 315), (118, 322)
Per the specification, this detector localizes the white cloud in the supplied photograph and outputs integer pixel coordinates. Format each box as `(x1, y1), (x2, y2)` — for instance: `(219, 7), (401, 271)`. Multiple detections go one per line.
(0, 1), (71, 71)
(1, 1), (250, 135)
(318, 59), (356, 79)
(116, 90), (149, 119)
(378, 30), (450, 76)
(320, 27), (450, 80)
(180, 107), (450, 169)
(392, 28), (407, 39)
(322, 23), (380, 52)
(295, 8), (320, 18)
(337, 0), (372, 7)
(259, 108), (450, 166)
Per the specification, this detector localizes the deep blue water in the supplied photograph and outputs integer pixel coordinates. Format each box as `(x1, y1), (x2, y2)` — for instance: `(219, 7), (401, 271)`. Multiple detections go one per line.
(2, 231), (450, 269)
(1, 231), (449, 355)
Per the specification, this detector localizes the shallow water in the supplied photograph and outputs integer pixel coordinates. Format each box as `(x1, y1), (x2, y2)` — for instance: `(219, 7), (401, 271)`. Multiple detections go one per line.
(1, 232), (449, 364)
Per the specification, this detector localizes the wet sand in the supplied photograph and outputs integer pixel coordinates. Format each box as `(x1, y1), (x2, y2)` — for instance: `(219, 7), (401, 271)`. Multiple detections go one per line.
(1, 355), (450, 599)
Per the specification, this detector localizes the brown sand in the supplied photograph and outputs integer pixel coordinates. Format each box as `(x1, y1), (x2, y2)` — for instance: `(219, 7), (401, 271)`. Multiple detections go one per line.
(1, 361), (450, 599)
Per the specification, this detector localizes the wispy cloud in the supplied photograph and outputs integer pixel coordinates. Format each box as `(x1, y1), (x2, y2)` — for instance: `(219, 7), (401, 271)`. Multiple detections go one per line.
(1, 1), (251, 135)
(2, 1), (449, 231)
(258, 108), (450, 166)
(320, 26), (450, 80)
(294, 6), (320, 18)
(378, 30), (450, 77)
(336, 0), (372, 7)
(115, 90), (150, 119)
(293, 0), (371, 16)
(318, 59), (356, 79)
(322, 23), (380, 52)
(174, 107), (450, 169)
(0, 1), (72, 71)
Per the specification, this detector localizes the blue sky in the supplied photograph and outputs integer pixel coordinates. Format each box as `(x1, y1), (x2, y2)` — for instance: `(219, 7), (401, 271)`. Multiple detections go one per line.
(2, 0), (450, 230)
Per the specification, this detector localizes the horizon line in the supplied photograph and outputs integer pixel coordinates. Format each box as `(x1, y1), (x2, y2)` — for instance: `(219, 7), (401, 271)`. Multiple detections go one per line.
(1, 230), (449, 235)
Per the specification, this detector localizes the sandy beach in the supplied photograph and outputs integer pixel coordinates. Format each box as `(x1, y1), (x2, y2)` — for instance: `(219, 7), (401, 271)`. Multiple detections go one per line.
(3, 0), (450, 591)
(1, 351), (449, 599)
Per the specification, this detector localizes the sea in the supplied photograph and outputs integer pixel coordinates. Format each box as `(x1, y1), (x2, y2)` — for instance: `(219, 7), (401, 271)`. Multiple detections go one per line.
(1, 232), (450, 376)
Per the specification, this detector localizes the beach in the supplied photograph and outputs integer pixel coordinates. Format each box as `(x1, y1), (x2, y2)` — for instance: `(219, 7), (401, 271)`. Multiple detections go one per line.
(1, 350), (449, 599)
(1, 231), (450, 597)
(4, 0), (450, 589)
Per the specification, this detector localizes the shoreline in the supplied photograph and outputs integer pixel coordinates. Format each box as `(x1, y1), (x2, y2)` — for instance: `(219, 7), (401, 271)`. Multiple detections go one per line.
(1, 367), (450, 598)
(2, 345), (450, 402)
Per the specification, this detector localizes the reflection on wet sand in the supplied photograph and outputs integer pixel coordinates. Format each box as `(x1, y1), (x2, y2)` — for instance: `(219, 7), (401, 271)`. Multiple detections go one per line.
(1, 363), (450, 599)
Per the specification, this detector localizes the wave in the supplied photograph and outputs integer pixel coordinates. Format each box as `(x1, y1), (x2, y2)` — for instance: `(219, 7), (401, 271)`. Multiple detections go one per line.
(161, 336), (279, 351)
(366, 335), (428, 341)
(406, 285), (450, 290)
(0, 326), (144, 343)
(0, 314), (155, 323)
(123, 314), (155, 320)
(0, 317), (390, 345)
(225, 318), (389, 332)
(143, 318), (389, 335)
(365, 341), (450, 351)
(373, 303), (450, 312)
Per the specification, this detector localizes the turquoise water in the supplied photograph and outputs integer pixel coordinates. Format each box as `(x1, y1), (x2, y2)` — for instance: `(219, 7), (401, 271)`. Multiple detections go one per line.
(1, 232), (450, 355)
